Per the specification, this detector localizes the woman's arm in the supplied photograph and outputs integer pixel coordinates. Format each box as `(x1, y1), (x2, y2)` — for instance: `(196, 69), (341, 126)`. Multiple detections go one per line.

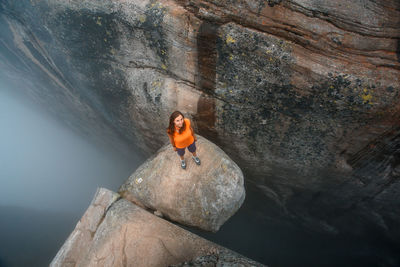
(168, 134), (176, 147)
(190, 125), (197, 141)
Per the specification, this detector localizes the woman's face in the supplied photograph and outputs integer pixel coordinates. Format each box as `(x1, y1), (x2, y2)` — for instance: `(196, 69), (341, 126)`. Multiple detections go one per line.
(174, 115), (184, 128)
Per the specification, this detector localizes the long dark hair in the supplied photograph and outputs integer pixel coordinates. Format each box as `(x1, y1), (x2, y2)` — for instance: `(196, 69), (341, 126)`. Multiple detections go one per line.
(167, 110), (186, 135)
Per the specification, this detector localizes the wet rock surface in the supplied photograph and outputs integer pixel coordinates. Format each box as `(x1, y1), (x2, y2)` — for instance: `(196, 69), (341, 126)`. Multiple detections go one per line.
(119, 135), (245, 232)
(1, 0), (400, 246)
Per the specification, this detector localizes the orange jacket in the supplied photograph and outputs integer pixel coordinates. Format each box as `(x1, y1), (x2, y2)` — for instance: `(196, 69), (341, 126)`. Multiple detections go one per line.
(169, 118), (195, 148)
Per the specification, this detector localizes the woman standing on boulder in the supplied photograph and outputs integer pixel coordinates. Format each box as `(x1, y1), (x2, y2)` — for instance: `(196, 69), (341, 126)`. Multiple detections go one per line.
(167, 111), (201, 169)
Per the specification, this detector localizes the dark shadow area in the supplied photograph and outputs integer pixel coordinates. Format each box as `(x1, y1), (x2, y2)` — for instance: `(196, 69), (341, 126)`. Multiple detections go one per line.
(182, 179), (400, 267)
(396, 0), (400, 63)
(0, 206), (78, 267)
(196, 21), (218, 94)
(194, 21), (219, 141)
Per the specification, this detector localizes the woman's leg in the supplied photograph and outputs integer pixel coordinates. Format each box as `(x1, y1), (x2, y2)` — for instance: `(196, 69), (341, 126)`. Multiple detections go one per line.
(176, 147), (185, 159)
(176, 147), (186, 169)
(188, 141), (200, 165)
(188, 141), (197, 156)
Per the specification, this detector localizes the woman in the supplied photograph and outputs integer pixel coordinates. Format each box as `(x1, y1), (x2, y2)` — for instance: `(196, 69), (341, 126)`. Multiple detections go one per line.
(166, 111), (201, 169)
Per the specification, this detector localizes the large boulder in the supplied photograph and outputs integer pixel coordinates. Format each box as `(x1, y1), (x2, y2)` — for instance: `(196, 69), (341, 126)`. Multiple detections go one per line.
(50, 188), (263, 267)
(2, 0), (400, 242)
(118, 135), (245, 232)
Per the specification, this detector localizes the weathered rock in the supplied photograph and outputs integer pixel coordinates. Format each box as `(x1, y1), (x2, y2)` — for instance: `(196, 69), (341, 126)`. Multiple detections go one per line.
(119, 135), (245, 232)
(1, 0), (400, 243)
(50, 188), (120, 267)
(51, 187), (263, 267)
(171, 251), (264, 267)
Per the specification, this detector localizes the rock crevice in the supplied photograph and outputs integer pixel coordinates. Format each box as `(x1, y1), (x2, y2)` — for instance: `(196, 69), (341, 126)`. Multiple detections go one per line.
(50, 187), (262, 267)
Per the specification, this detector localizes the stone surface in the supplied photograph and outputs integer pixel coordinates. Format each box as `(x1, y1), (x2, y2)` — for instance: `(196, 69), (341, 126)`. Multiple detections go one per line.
(119, 135), (245, 232)
(51, 188), (263, 267)
(50, 188), (121, 267)
(171, 251), (263, 267)
(1, 0), (400, 243)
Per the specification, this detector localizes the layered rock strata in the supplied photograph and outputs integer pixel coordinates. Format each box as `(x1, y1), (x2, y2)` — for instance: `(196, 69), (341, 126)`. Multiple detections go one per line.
(1, 0), (400, 240)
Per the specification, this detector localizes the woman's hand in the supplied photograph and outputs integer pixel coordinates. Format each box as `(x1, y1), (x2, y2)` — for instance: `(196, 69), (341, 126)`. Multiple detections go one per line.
(190, 126), (197, 142)
(173, 146), (177, 151)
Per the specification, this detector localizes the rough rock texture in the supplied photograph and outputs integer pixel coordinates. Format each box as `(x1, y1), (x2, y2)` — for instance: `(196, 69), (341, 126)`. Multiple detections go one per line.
(171, 251), (264, 267)
(50, 188), (120, 267)
(119, 135), (245, 232)
(50, 187), (263, 267)
(1, 0), (400, 242)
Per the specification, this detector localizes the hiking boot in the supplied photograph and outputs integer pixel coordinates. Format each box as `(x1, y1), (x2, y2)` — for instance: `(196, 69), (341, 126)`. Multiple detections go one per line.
(192, 156), (201, 165)
(181, 159), (186, 169)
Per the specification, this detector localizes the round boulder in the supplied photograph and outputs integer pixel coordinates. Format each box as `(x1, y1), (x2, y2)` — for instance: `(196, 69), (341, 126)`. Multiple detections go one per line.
(118, 135), (245, 232)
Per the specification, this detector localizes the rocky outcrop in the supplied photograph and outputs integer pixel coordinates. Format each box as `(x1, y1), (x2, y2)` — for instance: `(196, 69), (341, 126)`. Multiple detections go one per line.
(50, 188), (263, 267)
(1, 0), (400, 242)
(51, 188), (120, 267)
(119, 135), (245, 232)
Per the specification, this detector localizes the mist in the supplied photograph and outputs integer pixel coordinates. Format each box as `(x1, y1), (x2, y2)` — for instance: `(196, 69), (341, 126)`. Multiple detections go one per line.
(0, 81), (143, 266)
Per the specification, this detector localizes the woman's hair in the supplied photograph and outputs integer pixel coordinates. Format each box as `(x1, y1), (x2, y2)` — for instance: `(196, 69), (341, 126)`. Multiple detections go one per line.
(167, 110), (186, 135)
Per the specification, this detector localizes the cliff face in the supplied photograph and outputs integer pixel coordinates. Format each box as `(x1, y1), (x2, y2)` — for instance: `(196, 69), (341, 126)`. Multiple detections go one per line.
(1, 0), (399, 240)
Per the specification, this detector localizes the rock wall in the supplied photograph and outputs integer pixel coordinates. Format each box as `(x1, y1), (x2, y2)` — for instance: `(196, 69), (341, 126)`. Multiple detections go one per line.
(1, 0), (400, 240)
